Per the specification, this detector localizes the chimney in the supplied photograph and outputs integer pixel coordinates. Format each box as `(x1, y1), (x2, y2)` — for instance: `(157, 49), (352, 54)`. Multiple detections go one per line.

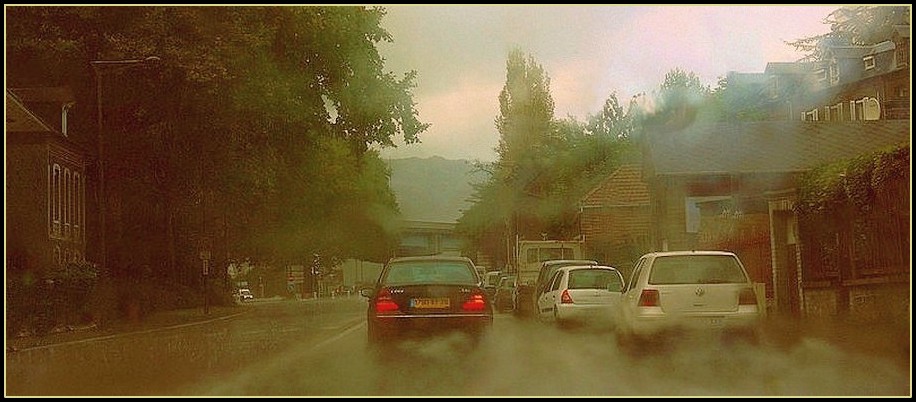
(61, 102), (75, 136)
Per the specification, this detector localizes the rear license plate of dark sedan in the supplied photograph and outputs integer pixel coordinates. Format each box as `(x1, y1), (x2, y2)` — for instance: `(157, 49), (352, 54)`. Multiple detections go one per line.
(411, 298), (450, 308)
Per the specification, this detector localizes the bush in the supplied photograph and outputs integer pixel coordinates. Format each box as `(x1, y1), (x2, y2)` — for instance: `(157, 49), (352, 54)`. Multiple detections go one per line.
(47, 260), (100, 325)
(6, 261), (100, 336)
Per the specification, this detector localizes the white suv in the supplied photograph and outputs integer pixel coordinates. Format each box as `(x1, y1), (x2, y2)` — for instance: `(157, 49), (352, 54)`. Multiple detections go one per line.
(616, 251), (761, 339)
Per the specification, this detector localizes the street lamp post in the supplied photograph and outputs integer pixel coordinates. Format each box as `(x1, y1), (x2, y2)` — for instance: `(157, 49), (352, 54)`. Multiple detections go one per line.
(90, 56), (160, 278)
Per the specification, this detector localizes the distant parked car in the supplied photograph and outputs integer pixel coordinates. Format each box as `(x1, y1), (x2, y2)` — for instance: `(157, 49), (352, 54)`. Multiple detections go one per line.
(361, 256), (494, 344)
(536, 265), (624, 327)
(494, 275), (517, 313)
(238, 288), (254, 302)
(615, 250), (762, 341)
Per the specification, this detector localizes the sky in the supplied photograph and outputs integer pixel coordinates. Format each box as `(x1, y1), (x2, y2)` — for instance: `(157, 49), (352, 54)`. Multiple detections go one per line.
(373, 5), (838, 162)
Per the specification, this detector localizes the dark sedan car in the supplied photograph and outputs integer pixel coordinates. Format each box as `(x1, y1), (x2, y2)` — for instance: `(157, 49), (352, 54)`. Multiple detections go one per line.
(361, 256), (494, 344)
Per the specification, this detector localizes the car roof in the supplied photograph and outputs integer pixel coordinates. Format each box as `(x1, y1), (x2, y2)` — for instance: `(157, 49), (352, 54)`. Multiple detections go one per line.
(642, 250), (737, 258)
(541, 259), (598, 266)
(557, 265), (620, 272)
(387, 255), (474, 264)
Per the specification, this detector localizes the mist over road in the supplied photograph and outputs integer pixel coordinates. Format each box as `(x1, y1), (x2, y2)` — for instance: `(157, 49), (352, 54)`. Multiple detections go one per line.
(7, 297), (909, 396)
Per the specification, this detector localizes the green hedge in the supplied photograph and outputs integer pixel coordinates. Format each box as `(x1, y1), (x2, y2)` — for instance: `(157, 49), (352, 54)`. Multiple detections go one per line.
(794, 143), (909, 279)
(7, 260), (99, 336)
(796, 144), (908, 219)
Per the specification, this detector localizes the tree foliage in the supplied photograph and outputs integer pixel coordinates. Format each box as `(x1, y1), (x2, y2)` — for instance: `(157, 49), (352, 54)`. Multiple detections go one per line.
(457, 49), (634, 266)
(629, 67), (716, 138)
(786, 6), (911, 62)
(6, 6), (426, 310)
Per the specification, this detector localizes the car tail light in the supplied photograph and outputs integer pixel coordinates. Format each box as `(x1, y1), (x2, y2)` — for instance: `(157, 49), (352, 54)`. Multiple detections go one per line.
(462, 289), (487, 311)
(560, 289), (574, 304)
(739, 288), (757, 305)
(375, 288), (399, 314)
(638, 289), (659, 307)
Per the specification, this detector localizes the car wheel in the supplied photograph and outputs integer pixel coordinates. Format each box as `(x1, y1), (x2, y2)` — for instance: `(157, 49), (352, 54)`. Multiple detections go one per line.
(367, 322), (382, 346)
(468, 325), (488, 346)
(553, 307), (569, 329)
(615, 324), (635, 350)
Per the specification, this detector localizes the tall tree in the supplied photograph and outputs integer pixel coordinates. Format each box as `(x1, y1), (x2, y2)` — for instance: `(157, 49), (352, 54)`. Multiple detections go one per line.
(6, 6), (426, 312)
(458, 52), (633, 265)
(786, 6), (911, 62)
(632, 67), (713, 136)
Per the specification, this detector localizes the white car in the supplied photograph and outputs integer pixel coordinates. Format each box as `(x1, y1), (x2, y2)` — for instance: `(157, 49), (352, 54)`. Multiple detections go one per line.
(536, 265), (624, 327)
(616, 250), (761, 339)
(238, 288), (254, 302)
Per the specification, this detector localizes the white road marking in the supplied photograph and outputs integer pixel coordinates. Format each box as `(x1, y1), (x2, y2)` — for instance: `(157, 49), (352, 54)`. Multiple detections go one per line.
(311, 319), (366, 351)
(12, 311), (250, 352)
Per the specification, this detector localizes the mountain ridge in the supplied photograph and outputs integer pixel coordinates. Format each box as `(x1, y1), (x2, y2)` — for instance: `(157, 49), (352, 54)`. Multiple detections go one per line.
(387, 156), (487, 222)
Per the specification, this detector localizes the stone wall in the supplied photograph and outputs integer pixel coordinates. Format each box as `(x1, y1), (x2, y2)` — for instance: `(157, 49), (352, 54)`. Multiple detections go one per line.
(847, 282), (910, 325)
(803, 281), (909, 326)
(803, 286), (839, 318)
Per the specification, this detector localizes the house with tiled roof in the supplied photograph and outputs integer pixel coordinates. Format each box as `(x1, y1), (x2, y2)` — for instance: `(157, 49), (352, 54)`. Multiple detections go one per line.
(642, 119), (910, 316)
(577, 164), (651, 275)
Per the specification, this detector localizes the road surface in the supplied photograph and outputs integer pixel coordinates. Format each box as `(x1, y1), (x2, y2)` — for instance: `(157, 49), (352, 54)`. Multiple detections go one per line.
(6, 296), (910, 396)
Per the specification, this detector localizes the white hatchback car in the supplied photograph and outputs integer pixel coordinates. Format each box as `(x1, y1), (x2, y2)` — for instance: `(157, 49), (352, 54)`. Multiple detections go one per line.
(616, 251), (761, 339)
(536, 265), (624, 327)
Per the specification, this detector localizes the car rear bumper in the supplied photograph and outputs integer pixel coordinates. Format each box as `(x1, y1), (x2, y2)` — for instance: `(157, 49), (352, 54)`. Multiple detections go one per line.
(556, 304), (615, 323)
(371, 313), (493, 336)
(626, 310), (760, 336)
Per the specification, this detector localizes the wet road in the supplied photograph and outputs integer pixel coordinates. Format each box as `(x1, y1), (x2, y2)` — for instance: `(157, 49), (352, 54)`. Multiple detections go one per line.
(6, 297), (910, 396)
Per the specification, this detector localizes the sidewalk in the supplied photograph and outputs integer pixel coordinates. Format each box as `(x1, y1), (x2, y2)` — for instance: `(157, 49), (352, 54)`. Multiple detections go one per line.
(6, 303), (248, 353)
(759, 314), (910, 369)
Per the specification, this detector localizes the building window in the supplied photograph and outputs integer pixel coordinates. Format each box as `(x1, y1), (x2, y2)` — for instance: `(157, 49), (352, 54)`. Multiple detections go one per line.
(850, 97), (881, 121)
(815, 68), (827, 82)
(80, 173), (85, 242)
(767, 75), (781, 98)
(862, 97), (880, 120)
(897, 86), (908, 99)
(826, 103), (843, 121)
(863, 56), (876, 70)
(64, 168), (71, 238)
(803, 108), (819, 122)
(52, 164), (61, 237)
(897, 44), (909, 68)
(48, 164), (52, 236)
(74, 172), (81, 241)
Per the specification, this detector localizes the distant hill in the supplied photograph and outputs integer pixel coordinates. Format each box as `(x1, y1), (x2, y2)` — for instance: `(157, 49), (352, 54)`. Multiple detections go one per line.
(388, 156), (487, 222)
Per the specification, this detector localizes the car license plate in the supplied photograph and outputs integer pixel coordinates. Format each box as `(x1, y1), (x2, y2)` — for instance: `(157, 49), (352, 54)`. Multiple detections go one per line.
(411, 298), (450, 309)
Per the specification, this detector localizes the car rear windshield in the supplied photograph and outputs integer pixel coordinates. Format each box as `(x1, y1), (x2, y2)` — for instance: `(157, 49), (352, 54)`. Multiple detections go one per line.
(568, 269), (623, 291)
(383, 261), (477, 285)
(648, 255), (749, 285)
